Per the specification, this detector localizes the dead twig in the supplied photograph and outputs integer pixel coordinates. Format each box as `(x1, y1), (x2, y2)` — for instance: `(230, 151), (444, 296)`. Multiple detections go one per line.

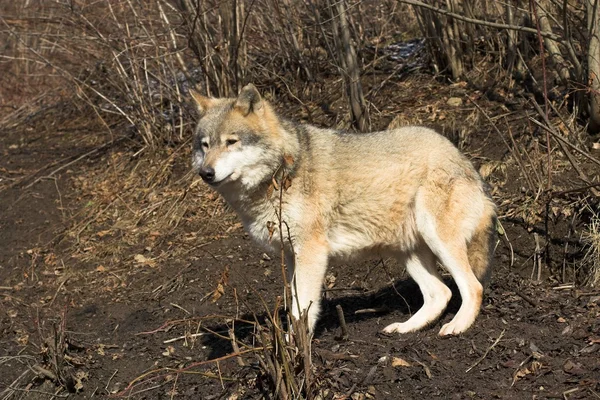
(105, 369), (118, 392)
(465, 329), (506, 373)
(398, 0), (561, 41)
(0, 369), (31, 399)
(471, 99), (537, 192)
(116, 347), (263, 397)
(163, 332), (208, 344)
(516, 290), (539, 307)
(229, 327), (247, 367)
(31, 364), (58, 381)
(335, 304), (349, 341)
(345, 362), (379, 398)
(49, 278), (68, 307)
(354, 307), (389, 314)
(532, 233), (543, 281)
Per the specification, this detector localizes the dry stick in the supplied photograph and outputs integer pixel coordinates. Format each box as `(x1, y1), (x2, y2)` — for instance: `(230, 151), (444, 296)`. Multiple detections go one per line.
(530, 0), (552, 190)
(116, 347), (263, 397)
(465, 329), (506, 373)
(562, 212), (577, 282)
(170, 373), (180, 400)
(354, 307), (388, 314)
(229, 328), (246, 367)
(411, 357), (432, 378)
(273, 162), (309, 398)
(516, 290), (539, 307)
(529, 118), (600, 168)
(498, 220), (515, 268)
(552, 182), (600, 196)
(471, 100), (536, 192)
(334, 0), (369, 131)
(2, 386), (69, 398)
(398, 0), (561, 41)
(561, 0), (583, 79)
(519, 118), (544, 191)
(0, 369), (31, 399)
(163, 332), (207, 344)
(536, 5), (571, 84)
(32, 364), (58, 381)
(529, 102), (600, 198)
(506, 118), (538, 193)
(532, 233), (543, 282)
(335, 304), (349, 341)
(49, 278), (68, 307)
(346, 362), (379, 398)
(105, 369), (118, 392)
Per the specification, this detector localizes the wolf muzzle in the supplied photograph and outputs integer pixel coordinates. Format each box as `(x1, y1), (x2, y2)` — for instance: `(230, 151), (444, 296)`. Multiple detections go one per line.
(199, 166), (215, 184)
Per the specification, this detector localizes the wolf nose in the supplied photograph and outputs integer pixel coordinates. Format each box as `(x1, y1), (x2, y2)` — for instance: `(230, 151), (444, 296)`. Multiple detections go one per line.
(200, 167), (215, 183)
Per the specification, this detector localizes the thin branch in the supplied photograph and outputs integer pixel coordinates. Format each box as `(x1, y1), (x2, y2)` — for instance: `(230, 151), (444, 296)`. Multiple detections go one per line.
(465, 329), (506, 373)
(398, 0), (562, 41)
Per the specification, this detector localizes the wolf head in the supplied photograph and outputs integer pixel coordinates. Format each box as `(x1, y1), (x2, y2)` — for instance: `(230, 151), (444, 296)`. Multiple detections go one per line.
(191, 84), (287, 191)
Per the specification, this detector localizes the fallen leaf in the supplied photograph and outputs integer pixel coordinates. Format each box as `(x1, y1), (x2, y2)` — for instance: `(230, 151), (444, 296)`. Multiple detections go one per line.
(212, 283), (225, 302)
(513, 366), (532, 382)
(74, 370), (88, 393)
(134, 254), (156, 268)
(325, 273), (337, 289)
(162, 345), (175, 356)
(15, 330), (29, 346)
(391, 357), (411, 367)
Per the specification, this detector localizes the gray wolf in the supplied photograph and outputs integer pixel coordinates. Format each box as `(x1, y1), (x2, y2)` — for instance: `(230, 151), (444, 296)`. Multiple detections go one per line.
(191, 84), (496, 336)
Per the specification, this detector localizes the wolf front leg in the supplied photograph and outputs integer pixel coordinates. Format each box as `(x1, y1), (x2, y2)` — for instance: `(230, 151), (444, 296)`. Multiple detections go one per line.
(286, 238), (329, 334)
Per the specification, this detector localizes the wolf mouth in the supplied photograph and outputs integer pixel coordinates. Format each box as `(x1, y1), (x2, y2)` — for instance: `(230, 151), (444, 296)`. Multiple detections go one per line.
(204, 173), (233, 187)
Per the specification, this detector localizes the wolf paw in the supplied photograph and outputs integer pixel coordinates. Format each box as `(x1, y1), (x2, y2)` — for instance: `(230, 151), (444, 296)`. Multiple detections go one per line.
(438, 320), (470, 336)
(382, 322), (415, 334)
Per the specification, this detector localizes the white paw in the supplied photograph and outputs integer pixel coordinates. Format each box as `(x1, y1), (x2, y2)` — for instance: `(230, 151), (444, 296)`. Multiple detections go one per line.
(438, 319), (470, 336)
(382, 322), (415, 334)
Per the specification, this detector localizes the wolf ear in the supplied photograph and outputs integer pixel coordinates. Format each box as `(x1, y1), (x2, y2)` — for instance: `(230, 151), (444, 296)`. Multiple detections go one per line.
(235, 84), (263, 116)
(190, 89), (212, 116)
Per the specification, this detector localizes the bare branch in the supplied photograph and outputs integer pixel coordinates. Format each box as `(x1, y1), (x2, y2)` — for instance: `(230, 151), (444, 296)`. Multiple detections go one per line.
(398, 0), (562, 41)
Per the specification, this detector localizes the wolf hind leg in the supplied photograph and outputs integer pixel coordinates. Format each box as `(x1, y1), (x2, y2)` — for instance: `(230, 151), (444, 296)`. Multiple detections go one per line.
(419, 218), (483, 336)
(382, 247), (452, 334)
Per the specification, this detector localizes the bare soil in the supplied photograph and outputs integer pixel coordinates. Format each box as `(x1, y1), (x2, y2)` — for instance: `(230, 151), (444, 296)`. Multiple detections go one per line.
(1, 77), (599, 399)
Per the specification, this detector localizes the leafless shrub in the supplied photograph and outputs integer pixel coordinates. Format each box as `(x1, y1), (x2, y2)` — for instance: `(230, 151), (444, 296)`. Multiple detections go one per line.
(174, 0), (396, 129)
(1, 1), (194, 150)
(2, 0), (414, 140)
(402, 0), (600, 135)
(252, 303), (315, 399)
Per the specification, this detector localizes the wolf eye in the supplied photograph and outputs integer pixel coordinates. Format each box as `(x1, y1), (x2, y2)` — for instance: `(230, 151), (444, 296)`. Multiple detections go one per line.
(201, 141), (209, 149)
(226, 138), (239, 146)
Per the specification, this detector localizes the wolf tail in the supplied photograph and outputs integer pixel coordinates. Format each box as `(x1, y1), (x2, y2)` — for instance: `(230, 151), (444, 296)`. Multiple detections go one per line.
(467, 200), (497, 286)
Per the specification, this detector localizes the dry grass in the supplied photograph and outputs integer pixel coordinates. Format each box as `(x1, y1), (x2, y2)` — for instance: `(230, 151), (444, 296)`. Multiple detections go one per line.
(582, 204), (600, 287)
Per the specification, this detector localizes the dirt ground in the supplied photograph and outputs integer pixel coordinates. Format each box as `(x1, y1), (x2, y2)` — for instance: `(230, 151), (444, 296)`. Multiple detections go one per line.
(1, 76), (600, 400)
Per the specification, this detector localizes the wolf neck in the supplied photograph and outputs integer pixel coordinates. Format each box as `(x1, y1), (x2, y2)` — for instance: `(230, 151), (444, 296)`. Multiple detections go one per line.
(220, 117), (304, 220)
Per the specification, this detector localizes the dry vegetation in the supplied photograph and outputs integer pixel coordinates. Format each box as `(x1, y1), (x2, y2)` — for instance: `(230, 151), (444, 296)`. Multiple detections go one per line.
(1, 0), (600, 398)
